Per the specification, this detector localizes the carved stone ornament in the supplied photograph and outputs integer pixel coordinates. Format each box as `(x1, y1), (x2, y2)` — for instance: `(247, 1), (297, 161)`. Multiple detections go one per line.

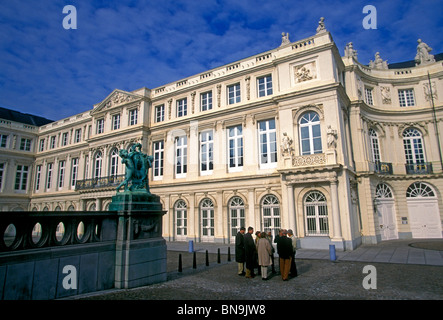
(292, 153), (326, 167)
(280, 32), (290, 46)
(316, 17), (327, 34)
(380, 86), (391, 104)
(344, 42), (357, 59)
(423, 82), (437, 101)
(280, 132), (293, 156)
(294, 61), (317, 83)
(369, 52), (388, 69)
(104, 92), (137, 109)
(415, 39), (435, 66)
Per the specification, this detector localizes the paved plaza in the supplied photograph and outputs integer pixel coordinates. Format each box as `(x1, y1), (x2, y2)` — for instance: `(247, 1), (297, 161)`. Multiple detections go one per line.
(74, 239), (443, 301)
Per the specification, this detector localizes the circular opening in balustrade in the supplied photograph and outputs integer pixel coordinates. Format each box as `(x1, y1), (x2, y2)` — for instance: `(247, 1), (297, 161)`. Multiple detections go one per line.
(77, 221), (85, 240)
(55, 222), (65, 242)
(31, 222), (42, 244)
(3, 224), (16, 247)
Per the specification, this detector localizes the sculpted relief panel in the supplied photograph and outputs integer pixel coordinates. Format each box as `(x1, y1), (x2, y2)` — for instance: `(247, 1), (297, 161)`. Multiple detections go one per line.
(294, 61), (317, 84)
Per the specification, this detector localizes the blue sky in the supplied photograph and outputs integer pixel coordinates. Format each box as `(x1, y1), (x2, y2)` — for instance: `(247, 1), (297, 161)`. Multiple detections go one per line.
(0, 0), (442, 120)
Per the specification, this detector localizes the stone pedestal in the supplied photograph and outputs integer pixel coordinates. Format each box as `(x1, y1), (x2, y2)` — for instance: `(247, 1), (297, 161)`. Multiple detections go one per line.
(110, 191), (167, 289)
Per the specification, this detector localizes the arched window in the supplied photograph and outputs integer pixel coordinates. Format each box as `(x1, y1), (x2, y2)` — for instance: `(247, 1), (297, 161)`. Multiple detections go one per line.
(175, 200), (187, 240)
(109, 148), (119, 177)
(304, 191), (329, 236)
(402, 128), (425, 164)
(229, 197), (245, 239)
(406, 182), (435, 198)
(375, 183), (393, 199)
(369, 128), (381, 162)
(201, 198), (214, 240)
(299, 111), (322, 155)
(94, 151), (102, 179)
(261, 195), (280, 238)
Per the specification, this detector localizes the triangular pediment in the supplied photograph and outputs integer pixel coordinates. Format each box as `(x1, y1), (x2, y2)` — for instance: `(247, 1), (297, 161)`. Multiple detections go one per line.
(92, 89), (143, 115)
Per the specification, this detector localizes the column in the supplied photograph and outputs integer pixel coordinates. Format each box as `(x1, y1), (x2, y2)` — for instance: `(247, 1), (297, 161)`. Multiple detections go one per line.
(330, 179), (343, 240)
(286, 183), (296, 236)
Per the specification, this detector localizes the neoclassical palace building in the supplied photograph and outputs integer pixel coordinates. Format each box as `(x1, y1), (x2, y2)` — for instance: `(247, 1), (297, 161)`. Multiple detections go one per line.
(1, 22), (442, 250)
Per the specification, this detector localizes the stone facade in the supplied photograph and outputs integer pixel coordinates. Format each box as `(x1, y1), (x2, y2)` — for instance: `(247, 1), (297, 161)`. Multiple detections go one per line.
(1, 27), (442, 250)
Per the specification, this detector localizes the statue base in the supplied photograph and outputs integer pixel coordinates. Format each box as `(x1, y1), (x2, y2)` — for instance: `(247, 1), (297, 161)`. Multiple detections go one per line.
(109, 191), (167, 289)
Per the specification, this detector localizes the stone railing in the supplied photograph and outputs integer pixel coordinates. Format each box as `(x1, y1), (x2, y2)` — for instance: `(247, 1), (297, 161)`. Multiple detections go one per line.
(292, 153), (326, 167)
(0, 211), (117, 252)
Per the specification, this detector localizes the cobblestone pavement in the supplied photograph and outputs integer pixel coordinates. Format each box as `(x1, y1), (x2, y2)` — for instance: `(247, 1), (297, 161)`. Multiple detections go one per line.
(78, 241), (443, 301)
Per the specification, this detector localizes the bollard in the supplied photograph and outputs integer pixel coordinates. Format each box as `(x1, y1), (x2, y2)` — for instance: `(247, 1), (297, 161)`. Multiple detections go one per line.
(193, 251), (197, 269)
(189, 240), (194, 253)
(178, 253), (182, 272)
(217, 248), (221, 264)
(227, 247), (231, 262)
(329, 244), (336, 261)
(206, 250), (209, 266)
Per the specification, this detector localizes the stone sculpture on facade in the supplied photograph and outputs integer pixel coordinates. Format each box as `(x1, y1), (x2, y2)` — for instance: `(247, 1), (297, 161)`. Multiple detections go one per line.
(415, 39), (435, 66)
(316, 17), (327, 34)
(281, 132), (293, 156)
(280, 32), (290, 46)
(327, 125), (337, 149)
(369, 52), (388, 69)
(344, 42), (358, 59)
(116, 143), (153, 194)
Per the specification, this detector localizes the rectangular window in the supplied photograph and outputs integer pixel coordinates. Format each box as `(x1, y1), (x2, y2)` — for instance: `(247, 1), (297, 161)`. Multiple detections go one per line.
(35, 165), (42, 191)
(228, 125), (243, 172)
(129, 109), (138, 125)
(61, 133), (68, 146)
(175, 136), (187, 178)
(15, 165), (28, 191)
(96, 119), (104, 134)
(257, 75), (273, 97)
(228, 83), (241, 104)
(201, 91), (213, 111)
(0, 135), (7, 148)
(20, 138), (32, 151)
(200, 130), (214, 175)
(75, 129), (81, 143)
(71, 158), (78, 188)
(153, 141), (164, 179)
(39, 139), (45, 151)
(46, 163), (53, 190)
(155, 105), (165, 122)
(50, 136), (56, 149)
(176, 98), (187, 117)
(58, 160), (65, 189)
(398, 89), (415, 107)
(0, 163), (4, 190)
(365, 87), (373, 105)
(112, 114), (121, 130)
(258, 119), (277, 168)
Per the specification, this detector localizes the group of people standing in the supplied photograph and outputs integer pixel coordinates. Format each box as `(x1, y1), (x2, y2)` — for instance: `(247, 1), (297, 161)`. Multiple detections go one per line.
(235, 226), (297, 281)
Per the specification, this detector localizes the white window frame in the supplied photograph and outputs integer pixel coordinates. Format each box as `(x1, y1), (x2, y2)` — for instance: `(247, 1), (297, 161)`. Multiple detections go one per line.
(228, 125), (243, 172)
(261, 195), (280, 239)
(402, 128), (425, 164)
(112, 114), (121, 130)
(110, 149), (119, 177)
(200, 130), (214, 176)
(201, 91), (213, 111)
(365, 87), (374, 105)
(50, 136), (56, 149)
(61, 133), (68, 146)
(175, 136), (187, 178)
(258, 119), (277, 169)
(201, 198), (215, 241)
(58, 160), (65, 189)
(35, 165), (42, 191)
(0, 135), (8, 148)
(96, 119), (104, 134)
(46, 163), (53, 190)
(229, 197), (245, 240)
(398, 89), (415, 107)
(257, 75), (273, 97)
(155, 105), (165, 122)
(94, 152), (102, 179)
(75, 129), (81, 143)
(227, 83), (241, 104)
(176, 98), (187, 117)
(304, 191), (329, 236)
(369, 128), (381, 162)
(299, 111), (322, 155)
(20, 138), (32, 151)
(175, 200), (187, 240)
(153, 141), (164, 180)
(71, 158), (78, 188)
(14, 165), (28, 191)
(129, 109), (138, 125)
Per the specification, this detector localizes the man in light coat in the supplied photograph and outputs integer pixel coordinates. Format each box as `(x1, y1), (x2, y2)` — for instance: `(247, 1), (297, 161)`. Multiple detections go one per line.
(287, 229), (298, 277)
(256, 232), (273, 280)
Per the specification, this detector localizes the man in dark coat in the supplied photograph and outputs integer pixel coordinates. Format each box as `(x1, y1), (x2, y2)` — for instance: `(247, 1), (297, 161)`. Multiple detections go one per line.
(235, 227), (246, 276)
(244, 226), (256, 278)
(276, 229), (293, 281)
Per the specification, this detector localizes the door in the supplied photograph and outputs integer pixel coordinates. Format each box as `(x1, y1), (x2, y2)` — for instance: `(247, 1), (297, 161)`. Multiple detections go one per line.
(407, 199), (441, 238)
(376, 199), (398, 240)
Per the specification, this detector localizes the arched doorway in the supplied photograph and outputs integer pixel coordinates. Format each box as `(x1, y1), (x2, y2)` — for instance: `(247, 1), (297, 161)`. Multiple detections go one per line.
(406, 182), (441, 238)
(375, 183), (398, 241)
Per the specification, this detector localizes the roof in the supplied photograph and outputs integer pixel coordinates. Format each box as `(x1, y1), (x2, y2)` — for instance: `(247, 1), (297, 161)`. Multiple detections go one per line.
(388, 52), (443, 69)
(0, 106), (54, 126)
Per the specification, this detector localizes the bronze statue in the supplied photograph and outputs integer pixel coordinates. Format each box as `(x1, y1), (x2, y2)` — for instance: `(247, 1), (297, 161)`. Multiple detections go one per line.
(116, 143), (153, 193)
